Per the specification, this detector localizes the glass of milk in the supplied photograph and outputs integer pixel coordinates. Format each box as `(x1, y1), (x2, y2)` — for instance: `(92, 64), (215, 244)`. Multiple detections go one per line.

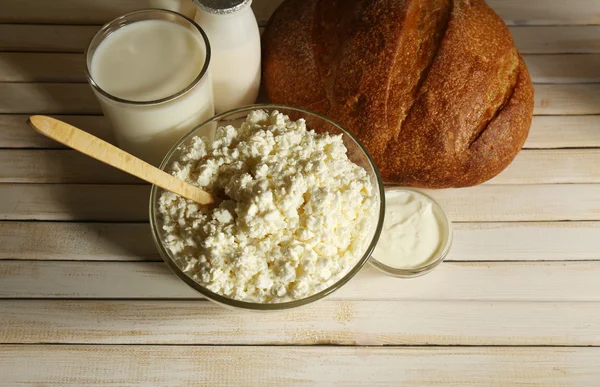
(85, 9), (214, 166)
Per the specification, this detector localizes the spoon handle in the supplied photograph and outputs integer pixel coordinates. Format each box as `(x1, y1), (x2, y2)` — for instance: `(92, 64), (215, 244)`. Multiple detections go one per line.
(28, 115), (216, 206)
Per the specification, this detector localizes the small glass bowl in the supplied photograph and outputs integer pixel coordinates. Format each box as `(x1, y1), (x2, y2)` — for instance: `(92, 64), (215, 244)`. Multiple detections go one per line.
(149, 104), (385, 311)
(368, 188), (452, 278)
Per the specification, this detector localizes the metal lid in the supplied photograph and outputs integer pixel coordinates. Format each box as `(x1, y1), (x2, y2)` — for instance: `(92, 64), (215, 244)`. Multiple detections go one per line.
(193, 0), (251, 15)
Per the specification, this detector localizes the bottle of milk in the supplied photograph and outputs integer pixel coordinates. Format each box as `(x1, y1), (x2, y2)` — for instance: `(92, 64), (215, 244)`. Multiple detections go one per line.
(193, 0), (261, 114)
(148, 0), (196, 19)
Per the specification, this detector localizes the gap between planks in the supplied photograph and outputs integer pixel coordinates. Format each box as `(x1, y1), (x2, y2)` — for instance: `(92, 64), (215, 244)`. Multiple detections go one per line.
(2, 260), (600, 301)
(2, 114), (600, 149)
(1, 221), (598, 262)
(1, 299), (600, 346)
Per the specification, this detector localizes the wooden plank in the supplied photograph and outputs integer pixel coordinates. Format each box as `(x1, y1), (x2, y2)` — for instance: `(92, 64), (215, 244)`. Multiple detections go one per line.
(534, 84), (600, 115)
(488, 0), (600, 26)
(0, 24), (99, 52)
(0, 184), (149, 221)
(0, 24), (597, 54)
(2, 83), (597, 115)
(2, 260), (600, 301)
(0, 53), (86, 82)
(450, 222), (600, 261)
(2, 0), (600, 26)
(2, 345), (598, 386)
(2, 221), (598, 262)
(524, 54), (600, 83)
(0, 222), (158, 261)
(1, 149), (597, 185)
(2, 299), (600, 346)
(525, 116), (600, 149)
(0, 0), (149, 24)
(0, 115), (112, 148)
(3, 52), (600, 84)
(488, 149), (600, 184)
(420, 184), (600, 222)
(0, 84), (99, 114)
(513, 26), (600, 54)
(2, 114), (599, 150)
(0, 221), (594, 262)
(1, 184), (599, 222)
(0, 150), (142, 184)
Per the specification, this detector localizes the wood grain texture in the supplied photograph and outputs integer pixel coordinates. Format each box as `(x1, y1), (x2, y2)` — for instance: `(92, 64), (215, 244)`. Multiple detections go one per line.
(4, 52), (600, 84)
(513, 26), (600, 54)
(524, 54), (600, 83)
(0, 0), (599, 384)
(1, 0), (600, 25)
(525, 116), (600, 149)
(28, 116), (215, 204)
(2, 221), (599, 262)
(0, 83), (99, 114)
(1, 24), (596, 54)
(0, 114), (112, 148)
(488, 0), (600, 25)
(0, 53), (86, 82)
(488, 149), (600, 184)
(2, 114), (599, 149)
(1, 149), (598, 184)
(2, 183), (600, 222)
(2, 261), (600, 301)
(2, 221), (598, 262)
(2, 300), (600, 346)
(2, 345), (598, 386)
(420, 184), (600, 222)
(0, 184), (149, 221)
(450, 221), (600, 261)
(0, 150), (141, 184)
(0, 222), (158, 261)
(2, 83), (597, 115)
(0, 24), (99, 52)
(534, 84), (600, 115)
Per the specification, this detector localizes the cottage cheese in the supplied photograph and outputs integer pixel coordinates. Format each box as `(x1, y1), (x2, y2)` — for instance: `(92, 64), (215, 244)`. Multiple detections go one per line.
(158, 110), (376, 303)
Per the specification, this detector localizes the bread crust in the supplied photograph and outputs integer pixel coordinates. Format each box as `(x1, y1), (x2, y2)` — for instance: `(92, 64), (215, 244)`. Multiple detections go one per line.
(263, 0), (534, 188)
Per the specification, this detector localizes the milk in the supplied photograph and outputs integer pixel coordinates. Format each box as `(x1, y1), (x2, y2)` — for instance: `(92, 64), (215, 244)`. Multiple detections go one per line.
(193, 1), (261, 113)
(148, 0), (196, 18)
(209, 36), (261, 113)
(89, 17), (214, 166)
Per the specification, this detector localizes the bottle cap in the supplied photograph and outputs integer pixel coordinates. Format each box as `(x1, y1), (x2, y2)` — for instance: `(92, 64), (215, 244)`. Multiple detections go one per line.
(193, 0), (251, 15)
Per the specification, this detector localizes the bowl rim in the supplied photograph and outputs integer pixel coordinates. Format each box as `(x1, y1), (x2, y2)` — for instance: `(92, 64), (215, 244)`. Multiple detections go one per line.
(368, 187), (453, 278)
(149, 103), (386, 310)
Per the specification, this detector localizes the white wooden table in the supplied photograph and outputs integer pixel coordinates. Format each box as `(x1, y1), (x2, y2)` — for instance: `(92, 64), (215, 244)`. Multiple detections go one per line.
(1, 0), (599, 385)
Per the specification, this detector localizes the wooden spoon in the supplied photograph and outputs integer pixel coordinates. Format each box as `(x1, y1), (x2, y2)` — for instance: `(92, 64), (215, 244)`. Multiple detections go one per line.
(28, 115), (216, 206)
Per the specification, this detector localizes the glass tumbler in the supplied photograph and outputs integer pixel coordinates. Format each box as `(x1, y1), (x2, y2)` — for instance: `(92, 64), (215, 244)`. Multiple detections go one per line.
(85, 9), (214, 166)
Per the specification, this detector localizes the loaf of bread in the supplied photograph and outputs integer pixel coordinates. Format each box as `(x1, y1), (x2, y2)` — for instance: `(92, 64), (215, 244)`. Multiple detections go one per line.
(262, 0), (534, 188)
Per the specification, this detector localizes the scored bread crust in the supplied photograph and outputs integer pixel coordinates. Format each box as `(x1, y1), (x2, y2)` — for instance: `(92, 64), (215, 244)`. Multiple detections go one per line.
(262, 0), (534, 188)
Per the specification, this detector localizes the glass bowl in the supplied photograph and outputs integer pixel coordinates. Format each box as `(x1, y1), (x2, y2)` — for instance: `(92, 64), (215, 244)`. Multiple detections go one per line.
(149, 104), (385, 311)
(368, 188), (452, 278)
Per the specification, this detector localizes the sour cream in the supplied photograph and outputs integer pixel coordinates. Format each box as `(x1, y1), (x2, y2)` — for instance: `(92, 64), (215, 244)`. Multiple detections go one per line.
(373, 189), (447, 270)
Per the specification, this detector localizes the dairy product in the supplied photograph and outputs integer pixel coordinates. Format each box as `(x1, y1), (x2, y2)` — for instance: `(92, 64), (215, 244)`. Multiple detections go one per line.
(148, 0), (196, 18)
(88, 17), (214, 166)
(193, 0), (261, 113)
(373, 190), (444, 269)
(157, 110), (376, 303)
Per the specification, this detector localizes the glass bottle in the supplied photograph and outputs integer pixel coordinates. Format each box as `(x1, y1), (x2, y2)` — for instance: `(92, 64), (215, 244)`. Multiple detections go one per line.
(193, 0), (261, 114)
